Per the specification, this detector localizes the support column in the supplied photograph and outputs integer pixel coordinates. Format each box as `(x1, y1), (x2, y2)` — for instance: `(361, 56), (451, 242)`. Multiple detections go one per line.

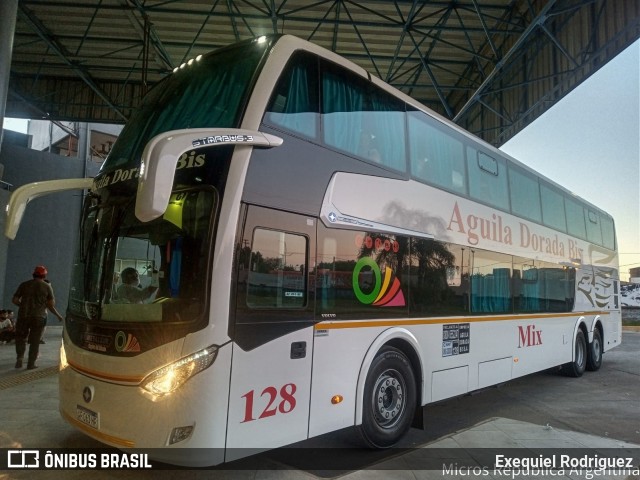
(76, 122), (90, 178)
(0, 0), (19, 153)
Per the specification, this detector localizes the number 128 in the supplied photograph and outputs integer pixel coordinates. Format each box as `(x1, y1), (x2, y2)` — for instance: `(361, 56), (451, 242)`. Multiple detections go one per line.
(241, 383), (297, 423)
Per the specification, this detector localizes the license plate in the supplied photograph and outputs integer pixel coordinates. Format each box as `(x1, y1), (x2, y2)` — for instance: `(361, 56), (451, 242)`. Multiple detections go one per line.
(76, 405), (99, 429)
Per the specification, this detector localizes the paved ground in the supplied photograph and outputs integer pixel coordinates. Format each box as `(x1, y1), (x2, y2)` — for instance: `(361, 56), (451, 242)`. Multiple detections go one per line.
(0, 326), (638, 479)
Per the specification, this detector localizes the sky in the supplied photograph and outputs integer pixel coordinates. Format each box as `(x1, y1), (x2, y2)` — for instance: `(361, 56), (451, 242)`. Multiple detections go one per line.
(4, 41), (639, 280)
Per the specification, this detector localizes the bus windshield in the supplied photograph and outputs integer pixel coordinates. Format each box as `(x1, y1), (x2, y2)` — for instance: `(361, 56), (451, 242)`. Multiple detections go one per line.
(68, 188), (216, 324)
(101, 36), (272, 174)
(66, 38), (273, 331)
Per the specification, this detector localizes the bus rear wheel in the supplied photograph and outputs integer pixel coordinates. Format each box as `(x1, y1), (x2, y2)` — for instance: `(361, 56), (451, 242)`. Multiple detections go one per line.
(562, 329), (587, 377)
(357, 346), (416, 448)
(586, 328), (603, 371)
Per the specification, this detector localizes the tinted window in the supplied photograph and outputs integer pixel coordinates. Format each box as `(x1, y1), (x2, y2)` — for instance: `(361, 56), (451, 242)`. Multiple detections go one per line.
(103, 40), (269, 173)
(509, 167), (542, 222)
(317, 227), (408, 319)
(70, 188), (216, 324)
(540, 183), (566, 232)
(565, 197), (586, 240)
(264, 52), (319, 138)
(470, 250), (512, 313)
(601, 215), (616, 250)
(247, 229), (307, 309)
(408, 111), (466, 194)
(409, 240), (469, 316)
(512, 257), (575, 313)
(478, 152), (498, 175)
(321, 62), (406, 171)
(467, 147), (509, 210)
(585, 210), (603, 245)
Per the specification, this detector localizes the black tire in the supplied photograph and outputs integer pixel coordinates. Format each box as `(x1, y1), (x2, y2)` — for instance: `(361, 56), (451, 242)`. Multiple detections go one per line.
(357, 346), (417, 448)
(562, 329), (587, 377)
(586, 328), (603, 371)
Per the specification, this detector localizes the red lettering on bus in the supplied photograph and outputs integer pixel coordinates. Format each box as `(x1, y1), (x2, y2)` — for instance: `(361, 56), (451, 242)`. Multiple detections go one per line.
(241, 383), (297, 423)
(518, 325), (543, 348)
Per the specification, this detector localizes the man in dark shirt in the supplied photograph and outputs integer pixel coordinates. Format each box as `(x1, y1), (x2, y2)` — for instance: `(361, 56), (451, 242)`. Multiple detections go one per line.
(12, 265), (64, 369)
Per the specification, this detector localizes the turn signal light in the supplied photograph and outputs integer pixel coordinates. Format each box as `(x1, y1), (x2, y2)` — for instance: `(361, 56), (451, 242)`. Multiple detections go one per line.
(331, 395), (343, 405)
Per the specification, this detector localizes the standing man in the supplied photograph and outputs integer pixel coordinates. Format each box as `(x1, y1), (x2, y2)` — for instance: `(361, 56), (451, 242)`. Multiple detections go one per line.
(12, 265), (64, 369)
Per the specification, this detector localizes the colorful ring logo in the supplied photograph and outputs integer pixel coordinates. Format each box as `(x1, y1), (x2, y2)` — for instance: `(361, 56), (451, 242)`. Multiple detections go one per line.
(352, 258), (406, 307)
(115, 331), (141, 353)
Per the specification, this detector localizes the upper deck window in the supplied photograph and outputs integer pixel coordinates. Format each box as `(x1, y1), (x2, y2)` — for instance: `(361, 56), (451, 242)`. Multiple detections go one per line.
(601, 215), (616, 250)
(585, 209), (603, 245)
(408, 111), (466, 195)
(509, 166), (542, 223)
(467, 147), (509, 210)
(478, 152), (498, 175)
(540, 183), (566, 232)
(320, 61), (406, 172)
(264, 52), (319, 139)
(102, 38), (270, 174)
(565, 196), (587, 240)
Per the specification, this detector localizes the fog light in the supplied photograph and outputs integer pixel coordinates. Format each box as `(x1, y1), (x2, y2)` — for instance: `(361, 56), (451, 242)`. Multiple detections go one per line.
(169, 425), (195, 445)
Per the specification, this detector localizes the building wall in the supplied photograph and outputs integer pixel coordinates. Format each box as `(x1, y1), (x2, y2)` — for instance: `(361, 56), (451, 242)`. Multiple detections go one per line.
(28, 120), (71, 152)
(0, 143), (84, 316)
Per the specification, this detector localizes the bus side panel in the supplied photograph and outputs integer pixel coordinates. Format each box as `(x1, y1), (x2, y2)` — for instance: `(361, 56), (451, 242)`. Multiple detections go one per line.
(225, 328), (314, 461)
(602, 310), (622, 351)
(309, 313), (590, 439)
(309, 326), (388, 438)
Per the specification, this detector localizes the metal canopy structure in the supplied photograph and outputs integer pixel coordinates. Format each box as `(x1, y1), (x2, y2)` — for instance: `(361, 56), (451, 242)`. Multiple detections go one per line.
(6, 0), (640, 146)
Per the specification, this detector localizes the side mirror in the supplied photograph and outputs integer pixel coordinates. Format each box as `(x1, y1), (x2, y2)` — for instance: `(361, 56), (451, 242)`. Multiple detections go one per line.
(4, 178), (94, 240)
(135, 128), (283, 222)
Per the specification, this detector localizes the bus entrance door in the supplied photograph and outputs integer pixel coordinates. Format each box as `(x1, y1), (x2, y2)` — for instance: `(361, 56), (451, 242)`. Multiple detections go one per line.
(225, 206), (316, 461)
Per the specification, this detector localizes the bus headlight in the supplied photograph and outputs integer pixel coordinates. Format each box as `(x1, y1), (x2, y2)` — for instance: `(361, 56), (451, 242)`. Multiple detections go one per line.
(60, 343), (68, 371)
(140, 345), (219, 399)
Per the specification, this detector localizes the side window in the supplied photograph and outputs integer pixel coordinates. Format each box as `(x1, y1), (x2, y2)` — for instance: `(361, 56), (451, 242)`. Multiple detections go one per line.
(317, 226), (408, 319)
(478, 152), (498, 175)
(470, 250), (512, 313)
(540, 183), (566, 232)
(408, 111), (466, 194)
(585, 209), (603, 245)
(247, 229), (307, 309)
(263, 52), (319, 138)
(565, 197), (586, 240)
(601, 215), (616, 250)
(513, 257), (575, 313)
(509, 166), (542, 222)
(467, 147), (509, 210)
(409, 240), (469, 316)
(321, 61), (406, 171)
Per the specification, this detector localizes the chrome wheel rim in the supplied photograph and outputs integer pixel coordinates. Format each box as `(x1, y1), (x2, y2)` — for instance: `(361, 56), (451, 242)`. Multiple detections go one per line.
(576, 336), (586, 368)
(372, 369), (406, 429)
(593, 336), (602, 363)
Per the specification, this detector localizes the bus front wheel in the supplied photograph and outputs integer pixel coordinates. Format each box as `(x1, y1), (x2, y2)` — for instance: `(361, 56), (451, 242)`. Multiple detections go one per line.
(562, 329), (587, 377)
(357, 346), (416, 448)
(586, 328), (603, 371)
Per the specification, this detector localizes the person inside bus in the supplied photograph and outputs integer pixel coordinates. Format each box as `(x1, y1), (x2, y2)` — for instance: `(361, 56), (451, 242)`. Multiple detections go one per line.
(115, 267), (157, 304)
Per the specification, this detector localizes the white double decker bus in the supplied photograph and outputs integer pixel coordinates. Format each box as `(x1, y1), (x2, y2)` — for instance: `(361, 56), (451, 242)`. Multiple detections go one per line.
(5, 35), (620, 466)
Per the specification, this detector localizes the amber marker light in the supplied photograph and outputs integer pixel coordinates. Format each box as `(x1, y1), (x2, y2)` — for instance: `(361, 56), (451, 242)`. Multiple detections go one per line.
(331, 395), (343, 405)
(514, 357), (519, 363)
